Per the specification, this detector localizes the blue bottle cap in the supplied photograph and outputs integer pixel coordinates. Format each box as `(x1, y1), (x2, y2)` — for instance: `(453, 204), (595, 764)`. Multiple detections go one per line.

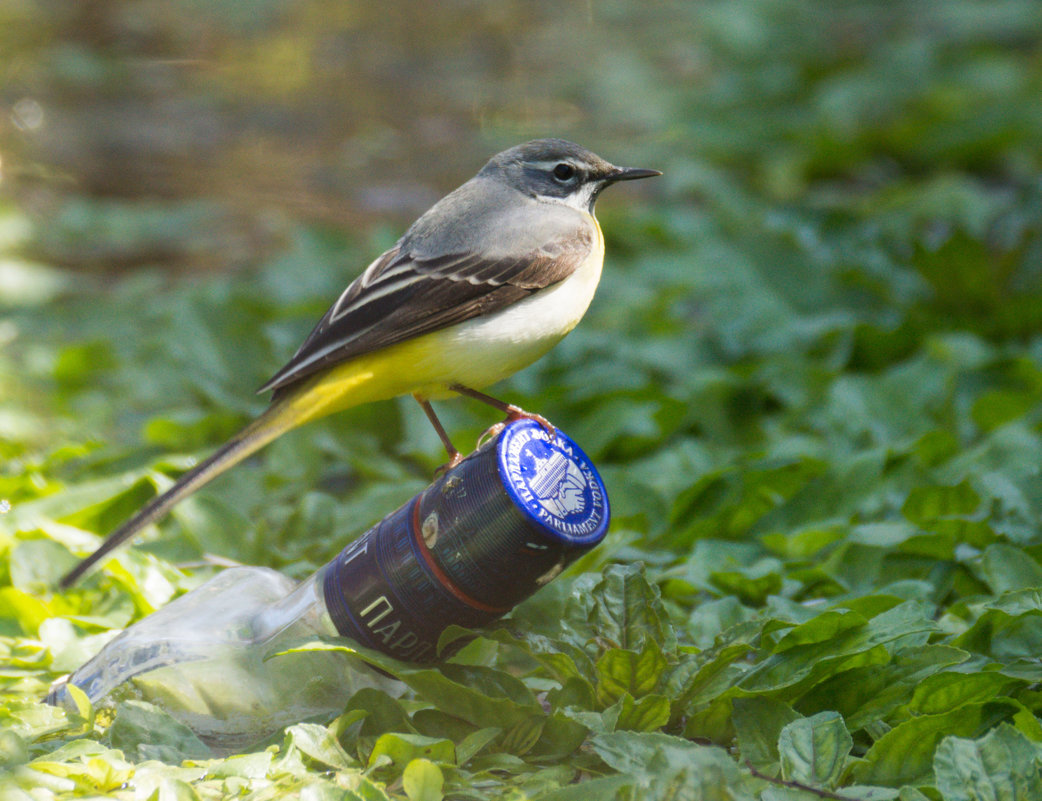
(496, 419), (609, 546)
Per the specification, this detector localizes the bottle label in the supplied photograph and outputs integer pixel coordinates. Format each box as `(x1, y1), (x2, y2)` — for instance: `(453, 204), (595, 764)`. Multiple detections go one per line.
(323, 502), (497, 663)
(323, 420), (610, 662)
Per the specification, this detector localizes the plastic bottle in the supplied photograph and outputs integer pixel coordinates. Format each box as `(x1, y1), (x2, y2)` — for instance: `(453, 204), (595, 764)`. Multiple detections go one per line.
(48, 419), (610, 750)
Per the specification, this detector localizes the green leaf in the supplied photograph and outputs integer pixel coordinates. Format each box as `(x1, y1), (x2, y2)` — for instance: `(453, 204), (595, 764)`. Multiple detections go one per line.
(283, 722), (357, 770)
(798, 645), (970, 731)
(905, 670), (1022, 716)
(594, 640), (668, 707)
(0, 587), (51, 636)
(455, 727), (502, 764)
(901, 481), (980, 525)
(367, 733), (454, 770)
(610, 693), (671, 733)
(591, 731), (755, 798)
(733, 696), (801, 771)
(344, 687), (416, 737)
(0, 730), (29, 769)
(666, 637), (757, 717)
(498, 715), (545, 756)
(978, 544), (1042, 594)
(777, 712), (852, 790)
(402, 758), (444, 801)
(934, 723), (1042, 801)
(106, 700), (210, 763)
(853, 701), (1019, 786)
(563, 563), (678, 658)
(741, 602), (936, 695)
(952, 592), (1042, 661)
(971, 389), (1040, 433)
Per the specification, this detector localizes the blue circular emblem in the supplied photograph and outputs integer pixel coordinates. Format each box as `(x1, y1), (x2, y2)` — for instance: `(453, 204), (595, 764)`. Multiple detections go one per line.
(497, 419), (610, 545)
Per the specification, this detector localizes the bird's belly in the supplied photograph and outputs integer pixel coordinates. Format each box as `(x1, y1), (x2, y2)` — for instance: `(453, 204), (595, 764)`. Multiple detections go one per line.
(415, 239), (604, 398)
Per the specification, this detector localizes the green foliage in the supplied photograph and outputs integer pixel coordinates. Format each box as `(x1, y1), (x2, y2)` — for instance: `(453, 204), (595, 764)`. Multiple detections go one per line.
(4, 1), (1042, 799)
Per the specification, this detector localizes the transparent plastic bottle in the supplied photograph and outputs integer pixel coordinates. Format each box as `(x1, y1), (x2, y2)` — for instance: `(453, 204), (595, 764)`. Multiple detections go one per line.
(48, 420), (610, 751)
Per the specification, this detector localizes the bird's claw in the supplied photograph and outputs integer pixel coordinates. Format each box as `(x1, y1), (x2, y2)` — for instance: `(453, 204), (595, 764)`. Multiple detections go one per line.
(477, 407), (556, 451)
(505, 405), (556, 439)
(434, 450), (464, 477)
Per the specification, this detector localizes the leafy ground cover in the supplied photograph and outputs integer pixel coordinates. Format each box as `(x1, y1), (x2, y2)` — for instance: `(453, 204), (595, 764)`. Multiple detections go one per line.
(4, 2), (1042, 799)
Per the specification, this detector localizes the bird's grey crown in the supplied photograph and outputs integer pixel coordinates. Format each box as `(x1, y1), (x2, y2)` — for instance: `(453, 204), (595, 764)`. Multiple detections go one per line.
(481, 138), (612, 173)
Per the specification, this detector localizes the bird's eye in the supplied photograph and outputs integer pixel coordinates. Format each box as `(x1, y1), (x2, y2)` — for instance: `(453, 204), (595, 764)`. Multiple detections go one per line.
(552, 163), (577, 182)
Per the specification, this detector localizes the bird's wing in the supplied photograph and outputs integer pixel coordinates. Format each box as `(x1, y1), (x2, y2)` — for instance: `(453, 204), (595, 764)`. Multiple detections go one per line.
(258, 225), (593, 395)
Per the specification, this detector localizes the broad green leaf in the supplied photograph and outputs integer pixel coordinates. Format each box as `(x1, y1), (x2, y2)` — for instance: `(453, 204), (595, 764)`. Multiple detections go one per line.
(952, 593), (1042, 661)
(106, 700), (210, 763)
(0, 587), (52, 636)
(971, 389), (1040, 433)
(853, 701), (1019, 786)
(402, 758), (444, 801)
(483, 626), (597, 687)
(666, 634), (757, 717)
(733, 696), (800, 771)
(206, 750), (274, 779)
(978, 544), (1042, 595)
(532, 775), (634, 800)
(283, 722), (356, 770)
(526, 713), (589, 758)
(611, 693), (671, 733)
(343, 687), (415, 737)
(399, 668), (538, 730)
(741, 602), (936, 695)
(498, 716), (545, 756)
(905, 670), (1022, 716)
(563, 563), (677, 658)
(591, 731), (756, 799)
(901, 481), (980, 525)
(769, 610), (866, 653)
(709, 558), (784, 605)
(934, 724), (1042, 801)
(455, 727), (502, 764)
(594, 640), (668, 707)
(367, 733), (454, 770)
(778, 712), (852, 790)
(798, 645), (969, 730)
(0, 730), (29, 768)
(327, 645), (541, 732)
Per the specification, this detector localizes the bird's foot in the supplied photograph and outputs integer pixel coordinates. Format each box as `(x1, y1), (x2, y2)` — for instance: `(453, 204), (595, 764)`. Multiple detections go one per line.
(477, 406), (556, 450)
(434, 449), (465, 477)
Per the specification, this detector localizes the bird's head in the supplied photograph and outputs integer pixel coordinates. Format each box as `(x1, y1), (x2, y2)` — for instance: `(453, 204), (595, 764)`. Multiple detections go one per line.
(481, 138), (660, 212)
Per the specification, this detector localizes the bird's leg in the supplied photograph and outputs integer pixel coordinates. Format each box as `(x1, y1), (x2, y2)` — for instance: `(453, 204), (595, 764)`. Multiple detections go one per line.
(450, 384), (556, 446)
(413, 395), (463, 472)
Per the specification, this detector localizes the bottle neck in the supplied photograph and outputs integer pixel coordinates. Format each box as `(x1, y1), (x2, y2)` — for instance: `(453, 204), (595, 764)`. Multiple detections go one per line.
(251, 572), (333, 640)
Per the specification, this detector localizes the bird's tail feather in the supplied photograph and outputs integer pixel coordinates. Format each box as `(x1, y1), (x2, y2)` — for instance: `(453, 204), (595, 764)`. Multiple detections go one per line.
(59, 398), (304, 589)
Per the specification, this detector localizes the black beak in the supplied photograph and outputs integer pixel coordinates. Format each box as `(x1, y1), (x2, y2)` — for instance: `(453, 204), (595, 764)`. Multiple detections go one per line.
(608, 166), (662, 182)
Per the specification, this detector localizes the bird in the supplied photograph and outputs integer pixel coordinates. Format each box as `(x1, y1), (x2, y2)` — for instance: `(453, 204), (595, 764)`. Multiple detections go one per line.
(59, 138), (660, 588)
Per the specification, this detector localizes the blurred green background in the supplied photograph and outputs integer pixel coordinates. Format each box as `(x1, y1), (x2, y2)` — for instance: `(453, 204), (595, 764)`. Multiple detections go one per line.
(3, 0), (1042, 571)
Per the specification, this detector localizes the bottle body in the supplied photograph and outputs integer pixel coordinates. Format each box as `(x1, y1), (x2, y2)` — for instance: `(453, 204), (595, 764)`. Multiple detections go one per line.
(54, 567), (398, 751)
(49, 420), (610, 751)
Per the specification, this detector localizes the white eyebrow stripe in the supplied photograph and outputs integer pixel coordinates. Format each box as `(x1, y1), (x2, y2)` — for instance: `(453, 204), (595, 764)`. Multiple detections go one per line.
(527, 159), (573, 170)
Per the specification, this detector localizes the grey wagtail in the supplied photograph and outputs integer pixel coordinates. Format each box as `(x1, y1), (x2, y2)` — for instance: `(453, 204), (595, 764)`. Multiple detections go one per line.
(60, 139), (659, 587)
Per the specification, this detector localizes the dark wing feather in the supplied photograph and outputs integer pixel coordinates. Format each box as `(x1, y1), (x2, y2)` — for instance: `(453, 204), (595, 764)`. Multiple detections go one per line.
(259, 226), (593, 396)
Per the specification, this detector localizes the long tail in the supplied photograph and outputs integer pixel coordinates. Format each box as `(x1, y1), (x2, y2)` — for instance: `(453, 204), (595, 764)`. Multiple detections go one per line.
(59, 397), (307, 589)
